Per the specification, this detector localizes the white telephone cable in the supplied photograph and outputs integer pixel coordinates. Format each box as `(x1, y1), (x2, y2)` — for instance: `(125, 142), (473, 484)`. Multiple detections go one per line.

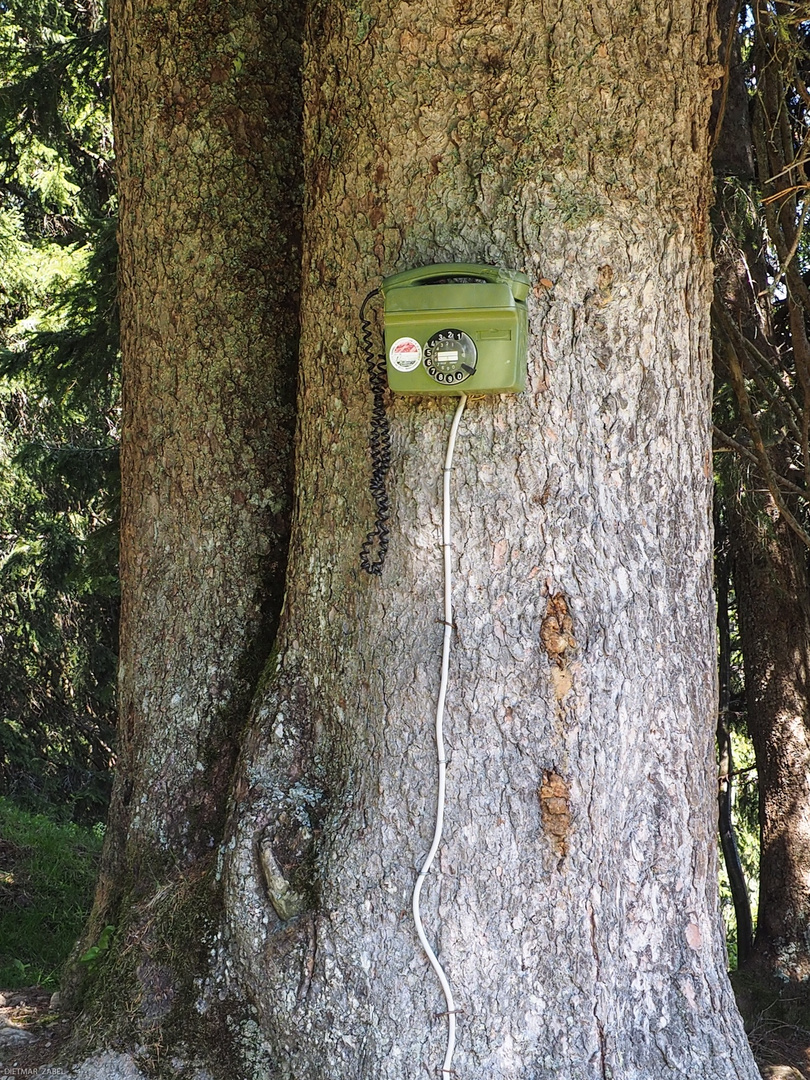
(412, 392), (467, 1078)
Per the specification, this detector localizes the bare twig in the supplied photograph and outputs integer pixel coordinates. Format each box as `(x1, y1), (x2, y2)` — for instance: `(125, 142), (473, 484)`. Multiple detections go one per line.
(721, 335), (810, 548)
(713, 296), (803, 431)
(712, 426), (808, 498)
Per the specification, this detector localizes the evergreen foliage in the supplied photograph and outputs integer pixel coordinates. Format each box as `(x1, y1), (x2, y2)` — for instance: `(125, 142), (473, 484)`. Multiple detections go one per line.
(0, 0), (118, 821)
(713, 2), (810, 543)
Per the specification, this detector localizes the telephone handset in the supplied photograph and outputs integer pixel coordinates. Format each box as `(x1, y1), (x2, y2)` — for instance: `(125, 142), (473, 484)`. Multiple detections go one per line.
(381, 262), (530, 394)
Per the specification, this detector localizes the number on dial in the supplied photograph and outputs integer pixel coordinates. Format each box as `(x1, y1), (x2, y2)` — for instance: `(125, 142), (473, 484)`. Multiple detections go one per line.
(424, 329), (477, 384)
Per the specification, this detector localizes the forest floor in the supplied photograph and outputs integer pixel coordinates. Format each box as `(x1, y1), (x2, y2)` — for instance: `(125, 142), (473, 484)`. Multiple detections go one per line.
(0, 983), (809, 1080)
(733, 970), (810, 1080)
(0, 986), (73, 1077)
(752, 1023), (810, 1080)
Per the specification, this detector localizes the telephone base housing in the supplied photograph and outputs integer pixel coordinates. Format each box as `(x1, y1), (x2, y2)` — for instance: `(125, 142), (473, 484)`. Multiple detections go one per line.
(381, 263), (530, 396)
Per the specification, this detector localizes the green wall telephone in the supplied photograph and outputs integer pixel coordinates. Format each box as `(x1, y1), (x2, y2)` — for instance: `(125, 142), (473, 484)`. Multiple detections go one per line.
(359, 262), (531, 573)
(381, 263), (530, 395)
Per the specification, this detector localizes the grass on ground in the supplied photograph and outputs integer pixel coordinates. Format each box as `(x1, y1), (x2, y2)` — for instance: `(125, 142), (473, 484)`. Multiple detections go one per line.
(0, 796), (103, 988)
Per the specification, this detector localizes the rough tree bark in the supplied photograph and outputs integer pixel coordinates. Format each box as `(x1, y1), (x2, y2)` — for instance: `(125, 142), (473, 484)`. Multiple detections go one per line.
(214, 1), (759, 1077)
(65, 0), (303, 1026)
(69, 0), (761, 1077)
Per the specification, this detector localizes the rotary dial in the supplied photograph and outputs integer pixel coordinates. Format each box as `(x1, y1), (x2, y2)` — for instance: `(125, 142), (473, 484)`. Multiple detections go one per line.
(423, 328), (477, 385)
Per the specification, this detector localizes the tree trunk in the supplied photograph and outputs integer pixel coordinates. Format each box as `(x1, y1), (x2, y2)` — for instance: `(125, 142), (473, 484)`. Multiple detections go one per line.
(710, 2), (810, 986)
(215, 2), (758, 1077)
(731, 476), (810, 981)
(72, 0), (761, 1076)
(66, 0), (303, 1020)
(715, 503), (754, 967)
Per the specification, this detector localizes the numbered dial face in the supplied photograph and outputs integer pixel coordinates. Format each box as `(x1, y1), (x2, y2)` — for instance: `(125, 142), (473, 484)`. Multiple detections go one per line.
(423, 329), (477, 385)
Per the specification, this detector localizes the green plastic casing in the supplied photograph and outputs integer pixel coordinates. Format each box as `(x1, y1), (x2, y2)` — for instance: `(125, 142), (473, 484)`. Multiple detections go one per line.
(381, 263), (530, 395)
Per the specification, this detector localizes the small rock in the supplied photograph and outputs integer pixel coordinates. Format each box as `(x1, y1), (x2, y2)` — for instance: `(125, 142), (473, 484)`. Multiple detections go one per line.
(0, 1025), (37, 1046)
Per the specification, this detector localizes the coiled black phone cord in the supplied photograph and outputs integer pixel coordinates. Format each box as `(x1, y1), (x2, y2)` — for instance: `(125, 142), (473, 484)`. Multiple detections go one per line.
(359, 288), (392, 575)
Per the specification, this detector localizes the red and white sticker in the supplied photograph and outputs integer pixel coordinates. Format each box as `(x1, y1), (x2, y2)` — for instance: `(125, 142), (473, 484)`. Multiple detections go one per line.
(389, 336), (422, 372)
